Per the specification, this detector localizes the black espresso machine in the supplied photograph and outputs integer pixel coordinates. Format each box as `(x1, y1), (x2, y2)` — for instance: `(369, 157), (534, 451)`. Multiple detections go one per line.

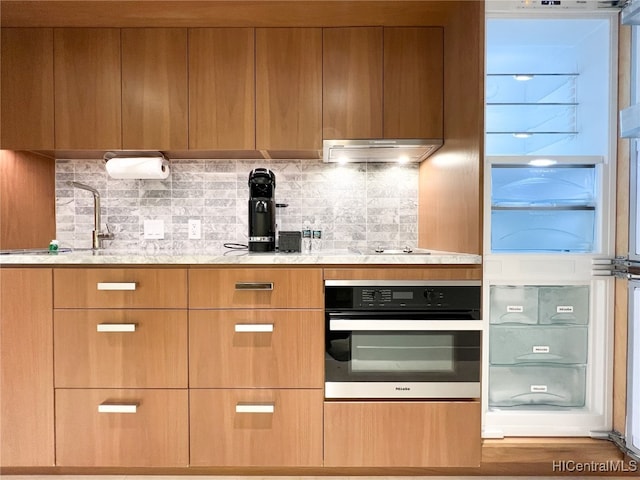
(248, 168), (276, 252)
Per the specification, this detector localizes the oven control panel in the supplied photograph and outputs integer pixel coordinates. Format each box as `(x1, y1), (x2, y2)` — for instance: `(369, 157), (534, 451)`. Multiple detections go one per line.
(325, 283), (480, 310)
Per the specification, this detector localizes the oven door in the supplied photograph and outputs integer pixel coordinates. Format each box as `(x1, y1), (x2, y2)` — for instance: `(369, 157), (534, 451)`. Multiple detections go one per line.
(325, 312), (482, 399)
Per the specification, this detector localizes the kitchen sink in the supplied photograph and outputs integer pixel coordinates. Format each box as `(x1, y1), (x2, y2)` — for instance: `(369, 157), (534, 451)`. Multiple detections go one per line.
(0, 247), (74, 255)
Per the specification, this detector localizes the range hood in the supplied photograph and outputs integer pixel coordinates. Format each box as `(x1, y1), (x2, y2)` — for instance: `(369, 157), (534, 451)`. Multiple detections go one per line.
(322, 139), (443, 163)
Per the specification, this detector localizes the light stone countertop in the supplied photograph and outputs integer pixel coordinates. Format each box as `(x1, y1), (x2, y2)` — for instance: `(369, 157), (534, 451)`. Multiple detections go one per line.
(0, 248), (482, 266)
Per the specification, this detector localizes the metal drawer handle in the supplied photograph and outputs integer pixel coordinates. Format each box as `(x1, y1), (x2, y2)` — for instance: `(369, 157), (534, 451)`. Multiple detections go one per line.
(97, 282), (137, 291)
(97, 323), (136, 333)
(98, 403), (138, 414)
(234, 282), (274, 291)
(235, 403), (275, 414)
(234, 323), (274, 333)
(330, 319), (483, 331)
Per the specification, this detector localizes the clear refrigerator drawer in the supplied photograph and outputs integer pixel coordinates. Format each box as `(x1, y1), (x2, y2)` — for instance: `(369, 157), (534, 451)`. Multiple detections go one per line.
(539, 286), (589, 325)
(489, 325), (588, 365)
(491, 208), (595, 252)
(491, 165), (596, 206)
(490, 286), (538, 324)
(489, 365), (587, 408)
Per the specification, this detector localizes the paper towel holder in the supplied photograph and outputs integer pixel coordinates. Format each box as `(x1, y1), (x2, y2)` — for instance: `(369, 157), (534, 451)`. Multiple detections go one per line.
(103, 151), (170, 179)
(103, 150), (167, 163)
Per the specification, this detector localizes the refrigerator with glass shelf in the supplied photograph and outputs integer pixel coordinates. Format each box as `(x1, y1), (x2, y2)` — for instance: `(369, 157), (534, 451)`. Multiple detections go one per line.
(483, 0), (619, 438)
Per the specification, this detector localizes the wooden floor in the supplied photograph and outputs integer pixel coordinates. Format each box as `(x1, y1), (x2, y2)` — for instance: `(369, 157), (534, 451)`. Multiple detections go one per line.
(2, 438), (638, 477)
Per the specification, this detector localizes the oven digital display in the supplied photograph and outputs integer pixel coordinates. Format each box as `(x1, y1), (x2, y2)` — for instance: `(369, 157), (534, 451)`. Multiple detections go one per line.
(392, 291), (414, 300)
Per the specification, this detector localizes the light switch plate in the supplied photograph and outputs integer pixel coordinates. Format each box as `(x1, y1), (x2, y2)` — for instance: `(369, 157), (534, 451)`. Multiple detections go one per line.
(143, 219), (165, 239)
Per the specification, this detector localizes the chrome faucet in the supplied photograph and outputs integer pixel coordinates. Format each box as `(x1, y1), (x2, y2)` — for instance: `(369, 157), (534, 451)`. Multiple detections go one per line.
(71, 182), (115, 249)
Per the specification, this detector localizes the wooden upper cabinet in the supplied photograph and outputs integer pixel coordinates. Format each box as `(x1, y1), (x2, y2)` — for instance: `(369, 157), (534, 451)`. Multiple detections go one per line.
(122, 28), (188, 150)
(1, 28), (54, 150)
(384, 27), (444, 139)
(323, 27), (444, 140)
(256, 28), (322, 151)
(323, 27), (383, 139)
(189, 28), (255, 150)
(54, 28), (121, 149)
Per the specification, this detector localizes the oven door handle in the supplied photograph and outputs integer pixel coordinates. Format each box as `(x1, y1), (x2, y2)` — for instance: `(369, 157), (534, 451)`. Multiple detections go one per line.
(329, 319), (483, 331)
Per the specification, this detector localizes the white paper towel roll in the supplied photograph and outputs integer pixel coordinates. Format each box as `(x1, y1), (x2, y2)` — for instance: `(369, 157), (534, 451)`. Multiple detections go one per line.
(105, 157), (170, 180)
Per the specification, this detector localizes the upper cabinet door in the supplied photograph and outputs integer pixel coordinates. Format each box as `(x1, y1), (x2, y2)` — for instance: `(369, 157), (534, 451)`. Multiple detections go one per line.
(256, 28), (322, 151)
(1, 28), (54, 150)
(323, 27), (383, 139)
(384, 27), (444, 139)
(122, 28), (188, 150)
(54, 28), (121, 150)
(189, 28), (255, 150)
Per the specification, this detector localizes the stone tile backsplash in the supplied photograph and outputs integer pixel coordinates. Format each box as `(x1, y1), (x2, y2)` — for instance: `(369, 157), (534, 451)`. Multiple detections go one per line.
(55, 158), (419, 252)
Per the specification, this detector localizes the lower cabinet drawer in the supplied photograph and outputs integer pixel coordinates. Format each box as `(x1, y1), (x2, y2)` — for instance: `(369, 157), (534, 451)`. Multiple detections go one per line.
(189, 389), (323, 466)
(54, 309), (188, 388)
(324, 401), (481, 467)
(55, 389), (188, 467)
(189, 309), (323, 388)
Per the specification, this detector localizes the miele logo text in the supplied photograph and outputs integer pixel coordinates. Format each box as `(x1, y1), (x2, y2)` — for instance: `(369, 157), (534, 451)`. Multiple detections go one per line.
(395, 387), (411, 391)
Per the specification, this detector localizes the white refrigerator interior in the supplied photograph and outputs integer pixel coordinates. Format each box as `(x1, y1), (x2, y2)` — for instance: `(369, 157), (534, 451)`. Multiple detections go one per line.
(483, 7), (618, 438)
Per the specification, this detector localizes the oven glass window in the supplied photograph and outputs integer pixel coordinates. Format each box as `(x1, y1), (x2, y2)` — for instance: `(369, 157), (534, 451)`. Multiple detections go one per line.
(351, 333), (455, 373)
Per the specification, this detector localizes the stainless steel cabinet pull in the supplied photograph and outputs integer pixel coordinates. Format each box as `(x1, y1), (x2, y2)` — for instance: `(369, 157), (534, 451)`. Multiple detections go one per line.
(97, 282), (137, 291)
(97, 323), (136, 333)
(234, 323), (274, 333)
(98, 402), (138, 414)
(234, 282), (274, 291)
(330, 319), (484, 331)
(235, 403), (275, 414)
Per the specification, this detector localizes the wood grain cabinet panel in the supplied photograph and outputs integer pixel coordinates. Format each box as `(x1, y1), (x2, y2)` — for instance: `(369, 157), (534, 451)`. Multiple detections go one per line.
(1, 28), (54, 149)
(53, 268), (187, 309)
(323, 27), (444, 141)
(189, 268), (323, 309)
(189, 28), (255, 150)
(256, 28), (322, 151)
(384, 27), (444, 139)
(121, 28), (188, 150)
(323, 27), (383, 139)
(54, 309), (188, 388)
(189, 309), (323, 388)
(0, 268), (54, 467)
(54, 28), (121, 149)
(324, 400), (481, 467)
(190, 389), (323, 466)
(55, 388), (188, 467)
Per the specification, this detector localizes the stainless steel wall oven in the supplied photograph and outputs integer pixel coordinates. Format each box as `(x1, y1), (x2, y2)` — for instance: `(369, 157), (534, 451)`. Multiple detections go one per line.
(325, 280), (482, 399)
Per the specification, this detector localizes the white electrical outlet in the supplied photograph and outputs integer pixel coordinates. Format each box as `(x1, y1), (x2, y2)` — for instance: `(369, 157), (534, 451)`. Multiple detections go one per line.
(143, 219), (165, 239)
(188, 219), (202, 240)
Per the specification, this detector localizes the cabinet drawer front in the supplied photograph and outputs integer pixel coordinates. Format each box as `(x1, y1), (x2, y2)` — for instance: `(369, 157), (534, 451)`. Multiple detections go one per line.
(189, 268), (323, 308)
(55, 388), (188, 467)
(54, 310), (188, 388)
(190, 310), (323, 388)
(190, 389), (323, 466)
(54, 268), (187, 308)
(324, 401), (481, 467)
